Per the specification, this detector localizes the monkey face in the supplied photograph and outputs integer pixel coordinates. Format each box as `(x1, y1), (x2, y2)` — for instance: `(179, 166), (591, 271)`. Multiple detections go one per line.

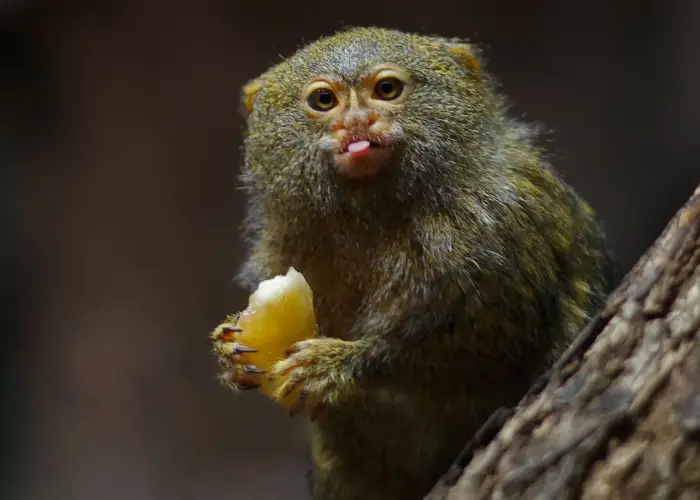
(301, 66), (409, 180)
(240, 28), (495, 213)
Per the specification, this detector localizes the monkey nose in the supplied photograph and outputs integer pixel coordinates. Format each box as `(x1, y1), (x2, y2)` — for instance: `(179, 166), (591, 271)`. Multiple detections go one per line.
(341, 109), (377, 131)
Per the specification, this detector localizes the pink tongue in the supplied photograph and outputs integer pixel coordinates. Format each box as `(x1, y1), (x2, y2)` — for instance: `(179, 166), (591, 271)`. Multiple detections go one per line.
(347, 140), (371, 158)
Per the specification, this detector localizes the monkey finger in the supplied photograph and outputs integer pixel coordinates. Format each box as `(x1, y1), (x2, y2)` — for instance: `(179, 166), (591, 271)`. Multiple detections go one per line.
(276, 367), (308, 399)
(232, 343), (257, 354)
(243, 364), (266, 375)
(272, 356), (310, 378)
(284, 339), (315, 357)
(212, 323), (242, 341)
(270, 359), (293, 379)
(235, 382), (261, 391)
(221, 324), (242, 333)
(219, 370), (261, 390)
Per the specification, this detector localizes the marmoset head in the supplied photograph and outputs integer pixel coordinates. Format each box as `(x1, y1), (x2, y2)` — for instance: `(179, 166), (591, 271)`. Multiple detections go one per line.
(240, 27), (501, 214)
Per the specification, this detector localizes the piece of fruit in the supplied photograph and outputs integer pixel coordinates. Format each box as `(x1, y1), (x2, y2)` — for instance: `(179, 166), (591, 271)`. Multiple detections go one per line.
(211, 267), (317, 408)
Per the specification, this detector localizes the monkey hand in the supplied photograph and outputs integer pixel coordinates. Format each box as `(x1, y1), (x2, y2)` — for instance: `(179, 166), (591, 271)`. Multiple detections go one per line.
(271, 337), (360, 418)
(211, 322), (266, 391)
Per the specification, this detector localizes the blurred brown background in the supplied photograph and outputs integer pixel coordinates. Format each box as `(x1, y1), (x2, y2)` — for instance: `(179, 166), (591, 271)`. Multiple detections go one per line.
(1, 1), (698, 499)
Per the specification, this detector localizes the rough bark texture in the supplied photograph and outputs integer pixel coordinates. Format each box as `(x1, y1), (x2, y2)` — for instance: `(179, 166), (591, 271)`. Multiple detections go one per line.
(427, 184), (700, 500)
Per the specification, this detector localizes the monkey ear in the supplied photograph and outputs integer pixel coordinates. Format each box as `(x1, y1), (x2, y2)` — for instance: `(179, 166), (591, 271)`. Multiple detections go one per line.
(241, 77), (265, 115)
(447, 43), (481, 75)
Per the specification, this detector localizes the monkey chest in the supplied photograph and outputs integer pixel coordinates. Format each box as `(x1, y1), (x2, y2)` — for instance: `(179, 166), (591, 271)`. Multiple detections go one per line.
(293, 240), (394, 340)
(285, 226), (425, 339)
(299, 251), (367, 340)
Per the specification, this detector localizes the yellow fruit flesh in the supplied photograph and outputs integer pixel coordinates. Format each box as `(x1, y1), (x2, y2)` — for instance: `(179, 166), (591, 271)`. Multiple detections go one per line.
(233, 267), (317, 408)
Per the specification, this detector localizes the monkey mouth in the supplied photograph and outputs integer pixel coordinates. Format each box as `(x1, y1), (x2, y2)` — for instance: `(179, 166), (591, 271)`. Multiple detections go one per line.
(334, 139), (393, 179)
(339, 139), (381, 156)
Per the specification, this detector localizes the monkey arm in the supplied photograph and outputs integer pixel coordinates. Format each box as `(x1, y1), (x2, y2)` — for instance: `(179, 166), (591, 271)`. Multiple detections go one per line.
(269, 280), (505, 414)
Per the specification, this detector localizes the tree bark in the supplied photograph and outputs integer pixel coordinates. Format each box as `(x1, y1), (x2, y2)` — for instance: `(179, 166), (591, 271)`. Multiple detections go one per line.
(427, 184), (700, 500)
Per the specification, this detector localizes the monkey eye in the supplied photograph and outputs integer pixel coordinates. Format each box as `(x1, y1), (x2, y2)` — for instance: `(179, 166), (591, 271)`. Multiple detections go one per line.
(373, 77), (404, 101)
(307, 87), (338, 112)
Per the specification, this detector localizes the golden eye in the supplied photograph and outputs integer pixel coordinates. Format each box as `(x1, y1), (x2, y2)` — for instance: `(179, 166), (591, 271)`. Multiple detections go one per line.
(373, 77), (404, 101)
(306, 87), (338, 111)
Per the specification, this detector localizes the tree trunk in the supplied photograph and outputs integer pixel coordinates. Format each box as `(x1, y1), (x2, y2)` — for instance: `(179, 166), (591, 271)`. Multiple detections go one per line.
(427, 184), (700, 500)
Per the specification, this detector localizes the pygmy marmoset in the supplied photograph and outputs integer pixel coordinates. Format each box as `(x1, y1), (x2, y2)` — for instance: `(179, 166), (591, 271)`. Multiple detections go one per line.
(216, 27), (614, 500)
